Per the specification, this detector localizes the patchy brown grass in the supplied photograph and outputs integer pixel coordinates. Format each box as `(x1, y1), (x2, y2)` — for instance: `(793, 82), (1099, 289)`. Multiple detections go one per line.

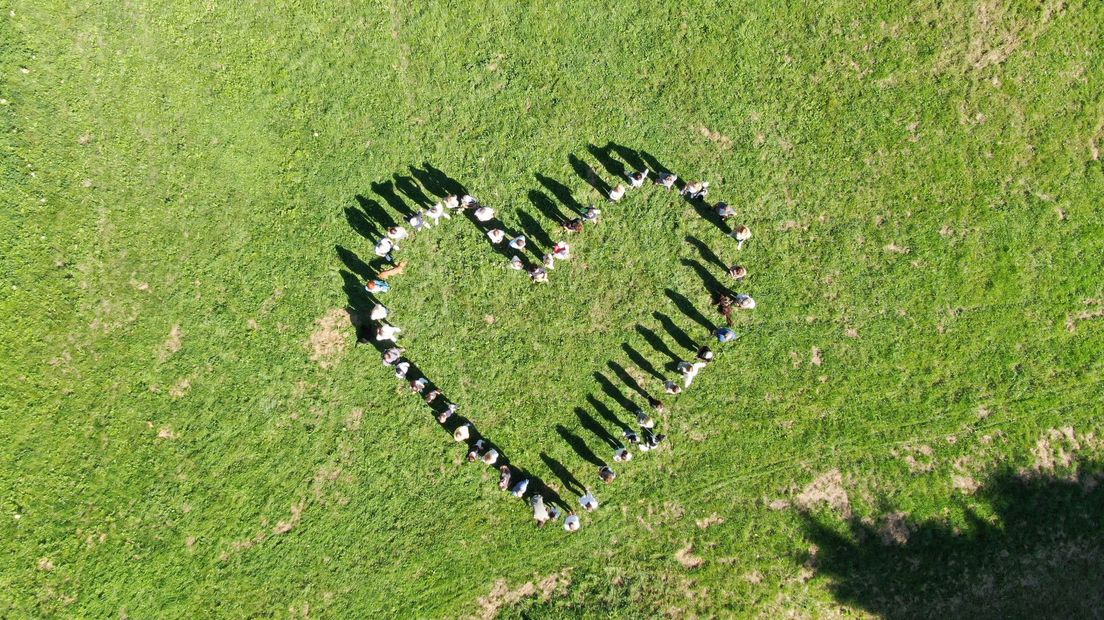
(473, 570), (571, 620)
(308, 309), (349, 368)
(794, 469), (851, 518)
(879, 512), (912, 546)
(675, 543), (705, 569)
(1065, 299), (1104, 333)
(159, 324), (183, 360)
(696, 513), (725, 529)
(697, 125), (733, 149)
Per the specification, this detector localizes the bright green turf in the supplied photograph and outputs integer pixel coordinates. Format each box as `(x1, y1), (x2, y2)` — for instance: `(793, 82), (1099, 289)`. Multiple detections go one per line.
(2, 0), (1103, 617)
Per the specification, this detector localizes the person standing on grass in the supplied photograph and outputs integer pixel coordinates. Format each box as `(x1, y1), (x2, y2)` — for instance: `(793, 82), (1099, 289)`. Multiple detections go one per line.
(682, 180), (708, 200)
(426, 202), (449, 225)
(409, 377), (428, 393)
(628, 170), (648, 188)
(437, 403), (457, 424)
(716, 202), (735, 220)
(381, 347), (403, 366)
(599, 465), (616, 483)
(371, 239), (394, 265)
(583, 206), (601, 224)
(528, 266), (548, 283)
(387, 226), (408, 243)
(467, 439), (486, 462)
(511, 476), (529, 497)
(408, 210), (430, 232)
(731, 224), (751, 250)
(609, 184), (626, 201)
(580, 490), (598, 511)
(509, 255), (525, 270)
(552, 241), (570, 260)
(375, 323), (401, 342)
(443, 195), (460, 210)
(370, 303), (389, 321)
(564, 513), (581, 531)
(499, 465), (512, 491)
(613, 447), (633, 462)
(678, 360), (707, 387)
(508, 235), (527, 251)
(365, 279), (390, 294)
(697, 345), (714, 363)
(531, 494), (550, 527)
(728, 265), (747, 280)
(735, 294), (756, 309)
(453, 423), (471, 442)
(481, 447), (499, 465)
(474, 205), (495, 222)
(487, 228), (506, 244)
(461, 195), (478, 208)
(564, 217), (584, 233)
(636, 408), (655, 429)
(394, 360), (410, 379)
(640, 429), (667, 451)
(664, 379), (682, 395)
(657, 172), (677, 189)
(715, 327), (738, 343)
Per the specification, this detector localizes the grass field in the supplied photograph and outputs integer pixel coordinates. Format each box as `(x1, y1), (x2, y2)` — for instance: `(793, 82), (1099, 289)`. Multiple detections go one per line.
(2, 0), (1104, 617)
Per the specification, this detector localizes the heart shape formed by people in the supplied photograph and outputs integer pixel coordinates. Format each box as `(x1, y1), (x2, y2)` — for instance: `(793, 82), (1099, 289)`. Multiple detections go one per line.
(335, 143), (757, 531)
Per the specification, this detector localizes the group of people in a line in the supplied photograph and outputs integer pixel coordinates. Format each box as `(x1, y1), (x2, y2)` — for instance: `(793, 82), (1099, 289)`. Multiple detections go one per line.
(355, 153), (760, 530)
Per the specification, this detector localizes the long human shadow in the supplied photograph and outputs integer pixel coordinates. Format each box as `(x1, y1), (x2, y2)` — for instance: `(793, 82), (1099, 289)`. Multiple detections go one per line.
(594, 371), (639, 415)
(556, 424), (606, 468)
(569, 153), (611, 196)
(540, 452), (586, 498)
(394, 174), (433, 208)
(608, 142), (647, 175)
(586, 394), (631, 434)
(800, 459), (1104, 618)
(608, 360), (652, 403)
(684, 193), (730, 235)
(517, 209), (553, 256)
(653, 311), (699, 352)
(685, 234), (729, 272)
(638, 149), (682, 190)
(635, 324), (681, 369)
(587, 143), (627, 181)
(621, 342), (665, 381)
(345, 206), (383, 240)
(370, 180), (415, 218)
(665, 288), (717, 334)
(410, 162), (469, 198)
(535, 173), (584, 214)
(528, 189), (568, 227)
(336, 245), (377, 282)
(681, 258), (737, 301)
(575, 407), (619, 450)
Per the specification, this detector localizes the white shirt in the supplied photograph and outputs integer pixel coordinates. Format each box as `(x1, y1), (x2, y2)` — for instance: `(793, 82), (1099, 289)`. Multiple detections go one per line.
(564, 515), (580, 531)
(481, 449), (499, 465)
(736, 294), (756, 309)
(509, 236), (526, 250)
(387, 227), (408, 240)
(553, 243), (570, 259)
(453, 424), (470, 442)
(580, 493), (597, 511)
(511, 479), (529, 497)
(474, 207), (495, 222)
(377, 324), (401, 341)
(487, 229), (505, 244)
(370, 304), (389, 320)
(374, 239), (393, 256)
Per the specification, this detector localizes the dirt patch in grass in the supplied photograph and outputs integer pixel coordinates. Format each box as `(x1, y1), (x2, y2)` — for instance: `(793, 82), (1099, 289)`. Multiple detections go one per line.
(696, 513), (724, 529)
(1065, 299), (1104, 333)
(344, 408), (364, 431)
(697, 125), (733, 149)
(159, 325), (183, 360)
(156, 426), (178, 440)
(168, 377), (191, 398)
(676, 543), (705, 569)
(811, 347), (823, 366)
(474, 569), (571, 619)
(308, 309), (349, 368)
(795, 469), (851, 518)
(884, 242), (910, 254)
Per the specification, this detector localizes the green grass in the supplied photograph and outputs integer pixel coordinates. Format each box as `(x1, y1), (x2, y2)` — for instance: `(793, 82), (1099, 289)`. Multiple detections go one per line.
(2, 0), (1103, 617)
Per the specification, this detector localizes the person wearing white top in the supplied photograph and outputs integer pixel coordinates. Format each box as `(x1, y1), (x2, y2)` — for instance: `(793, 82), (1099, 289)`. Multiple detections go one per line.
(580, 491), (598, 511)
(453, 423), (471, 442)
(408, 210), (429, 231)
(376, 323), (401, 342)
(426, 202), (449, 225)
(511, 478), (529, 497)
(531, 495), (550, 526)
(735, 294), (756, 309)
(731, 224), (751, 250)
(552, 241), (570, 260)
(381, 347), (403, 366)
(678, 361), (707, 387)
(487, 228), (506, 244)
(481, 449), (499, 465)
(564, 514), (581, 531)
(461, 194), (478, 207)
(613, 447), (632, 462)
(628, 169), (648, 188)
(508, 236), (526, 251)
(387, 226), (408, 241)
(443, 195), (460, 210)
(608, 184), (626, 201)
(474, 206), (495, 222)
(394, 361), (410, 379)
(370, 303), (389, 321)
(374, 238), (394, 262)
(656, 172), (677, 189)
(509, 256), (525, 270)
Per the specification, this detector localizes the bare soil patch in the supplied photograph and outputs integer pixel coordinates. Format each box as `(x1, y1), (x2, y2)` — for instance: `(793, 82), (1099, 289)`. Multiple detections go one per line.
(308, 309), (349, 368)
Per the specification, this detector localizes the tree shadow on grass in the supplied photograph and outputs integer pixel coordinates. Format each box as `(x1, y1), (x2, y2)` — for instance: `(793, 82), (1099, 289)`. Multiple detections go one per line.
(800, 460), (1104, 619)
